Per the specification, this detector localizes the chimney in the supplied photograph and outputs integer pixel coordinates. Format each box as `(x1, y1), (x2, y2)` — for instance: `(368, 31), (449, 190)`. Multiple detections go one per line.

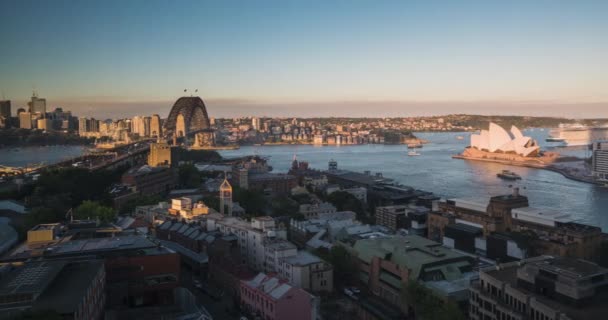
(513, 187), (520, 197)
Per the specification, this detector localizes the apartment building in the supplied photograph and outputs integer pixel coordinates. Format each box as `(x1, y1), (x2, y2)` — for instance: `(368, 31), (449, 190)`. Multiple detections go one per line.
(470, 256), (608, 320)
(240, 273), (319, 320)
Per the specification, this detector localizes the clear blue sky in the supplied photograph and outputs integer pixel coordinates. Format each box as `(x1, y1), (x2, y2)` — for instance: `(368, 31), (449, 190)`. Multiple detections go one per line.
(1, 0), (606, 118)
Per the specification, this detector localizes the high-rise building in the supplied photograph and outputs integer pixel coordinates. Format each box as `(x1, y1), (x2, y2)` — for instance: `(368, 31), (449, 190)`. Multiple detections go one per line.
(29, 92), (46, 116)
(592, 140), (608, 183)
(251, 117), (261, 131)
(132, 115), (142, 136)
(150, 114), (162, 137)
(19, 112), (32, 129)
(148, 141), (172, 167)
(0, 100), (10, 118)
(470, 256), (608, 320)
(78, 117), (88, 134)
(219, 176), (233, 215)
(143, 116), (151, 137)
(88, 118), (99, 132)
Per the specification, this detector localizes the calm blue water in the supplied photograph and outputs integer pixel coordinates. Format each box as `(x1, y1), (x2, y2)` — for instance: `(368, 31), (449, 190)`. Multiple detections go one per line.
(219, 130), (608, 231)
(1, 131), (606, 231)
(0, 145), (86, 167)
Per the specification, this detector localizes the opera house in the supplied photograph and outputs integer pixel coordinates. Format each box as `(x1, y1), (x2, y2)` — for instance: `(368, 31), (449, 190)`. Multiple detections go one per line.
(469, 123), (540, 157)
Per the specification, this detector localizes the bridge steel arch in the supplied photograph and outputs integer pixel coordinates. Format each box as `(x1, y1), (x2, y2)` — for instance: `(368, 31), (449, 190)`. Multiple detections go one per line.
(164, 96), (211, 137)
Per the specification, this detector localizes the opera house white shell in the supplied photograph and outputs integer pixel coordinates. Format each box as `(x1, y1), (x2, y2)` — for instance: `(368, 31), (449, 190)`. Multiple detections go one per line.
(470, 123), (540, 157)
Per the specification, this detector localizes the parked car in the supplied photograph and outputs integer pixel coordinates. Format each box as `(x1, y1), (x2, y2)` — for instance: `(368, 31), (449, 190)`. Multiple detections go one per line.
(343, 288), (358, 300)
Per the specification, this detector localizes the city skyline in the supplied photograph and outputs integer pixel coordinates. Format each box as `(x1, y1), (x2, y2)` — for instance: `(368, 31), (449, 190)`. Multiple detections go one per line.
(1, 0), (607, 118)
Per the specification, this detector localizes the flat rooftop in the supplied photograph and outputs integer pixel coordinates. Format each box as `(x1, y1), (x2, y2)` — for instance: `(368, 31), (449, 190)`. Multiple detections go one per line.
(0, 260), (66, 297)
(32, 260), (104, 314)
(485, 258), (608, 320)
(282, 251), (323, 266)
(29, 224), (59, 231)
(6, 235), (157, 261)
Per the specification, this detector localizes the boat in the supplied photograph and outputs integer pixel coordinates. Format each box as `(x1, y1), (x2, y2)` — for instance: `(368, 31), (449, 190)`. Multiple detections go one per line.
(497, 170), (521, 180)
(456, 136), (464, 140)
(407, 151), (421, 157)
(549, 124), (608, 146)
(545, 137), (566, 143)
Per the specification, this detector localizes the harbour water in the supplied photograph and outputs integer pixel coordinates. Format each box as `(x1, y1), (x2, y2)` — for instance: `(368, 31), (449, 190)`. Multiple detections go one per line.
(0, 145), (86, 168)
(219, 130), (608, 231)
(1, 130), (606, 230)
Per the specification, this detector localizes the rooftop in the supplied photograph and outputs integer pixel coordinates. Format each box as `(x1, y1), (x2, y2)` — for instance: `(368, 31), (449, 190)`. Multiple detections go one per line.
(29, 223), (60, 231)
(354, 235), (473, 281)
(248, 173), (295, 181)
(244, 273), (294, 300)
(282, 251), (323, 266)
(32, 260), (104, 314)
(0, 260), (66, 297)
(484, 257), (608, 320)
(6, 235), (157, 261)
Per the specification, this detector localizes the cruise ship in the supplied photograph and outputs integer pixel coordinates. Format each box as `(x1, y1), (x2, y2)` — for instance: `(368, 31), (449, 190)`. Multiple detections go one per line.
(548, 124), (608, 147)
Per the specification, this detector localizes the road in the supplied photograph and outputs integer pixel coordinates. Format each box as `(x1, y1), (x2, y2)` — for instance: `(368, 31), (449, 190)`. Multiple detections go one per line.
(180, 268), (244, 320)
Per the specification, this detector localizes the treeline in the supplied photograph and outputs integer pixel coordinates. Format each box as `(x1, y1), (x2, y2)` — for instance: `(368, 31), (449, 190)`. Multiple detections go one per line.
(0, 128), (94, 148)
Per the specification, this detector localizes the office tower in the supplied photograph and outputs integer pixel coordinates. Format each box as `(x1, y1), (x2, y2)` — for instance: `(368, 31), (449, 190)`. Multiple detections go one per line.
(0, 100), (10, 118)
(19, 112), (32, 129)
(150, 114), (162, 137)
(88, 118), (99, 132)
(78, 117), (88, 134)
(148, 141), (172, 167)
(29, 93), (46, 116)
(131, 116), (142, 135)
(251, 117), (261, 131)
(143, 116), (151, 137)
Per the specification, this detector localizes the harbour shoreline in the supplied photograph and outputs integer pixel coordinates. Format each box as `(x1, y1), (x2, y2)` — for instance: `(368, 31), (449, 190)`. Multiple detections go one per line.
(452, 154), (599, 185)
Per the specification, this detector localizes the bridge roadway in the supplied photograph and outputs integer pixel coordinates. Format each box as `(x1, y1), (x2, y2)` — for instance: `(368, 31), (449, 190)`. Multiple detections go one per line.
(29, 140), (155, 173)
(9, 129), (205, 175)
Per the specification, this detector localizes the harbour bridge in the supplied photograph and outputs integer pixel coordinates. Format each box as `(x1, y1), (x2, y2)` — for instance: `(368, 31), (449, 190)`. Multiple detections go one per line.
(163, 96), (211, 139)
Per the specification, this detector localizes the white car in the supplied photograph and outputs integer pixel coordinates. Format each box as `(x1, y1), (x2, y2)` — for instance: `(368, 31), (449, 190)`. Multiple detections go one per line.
(343, 288), (358, 300)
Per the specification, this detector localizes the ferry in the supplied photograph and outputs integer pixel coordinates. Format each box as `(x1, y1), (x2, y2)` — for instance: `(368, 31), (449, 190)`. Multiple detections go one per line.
(497, 170), (521, 180)
(407, 151), (421, 157)
(545, 137), (566, 143)
(549, 124), (608, 146)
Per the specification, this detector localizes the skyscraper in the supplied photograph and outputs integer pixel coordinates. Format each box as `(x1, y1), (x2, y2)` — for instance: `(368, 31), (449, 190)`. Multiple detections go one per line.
(19, 112), (32, 129)
(148, 141), (172, 167)
(0, 100), (10, 118)
(29, 93), (46, 116)
(78, 117), (88, 134)
(143, 116), (151, 137)
(150, 114), (162, 137)
(252, 117), (261, 131)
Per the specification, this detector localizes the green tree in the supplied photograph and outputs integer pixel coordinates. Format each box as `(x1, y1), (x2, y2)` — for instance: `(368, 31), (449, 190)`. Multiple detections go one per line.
(74, 201), (116, 222)
(327, 191), (370, 223)
(15, 309), (63, 320)
(118, 194), (164, 214)
(178, 164), (202, 188)
(402, 281), (466, 320)
(316, 245), (357, 287)
(233, 187), (267, 215)
(202, 195), (220, 212)
(24, 207), (63, 230)
(271, 195), (298, 216)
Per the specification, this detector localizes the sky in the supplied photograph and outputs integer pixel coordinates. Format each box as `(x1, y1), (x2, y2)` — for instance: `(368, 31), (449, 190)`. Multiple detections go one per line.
(0, 0), (607, 119)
